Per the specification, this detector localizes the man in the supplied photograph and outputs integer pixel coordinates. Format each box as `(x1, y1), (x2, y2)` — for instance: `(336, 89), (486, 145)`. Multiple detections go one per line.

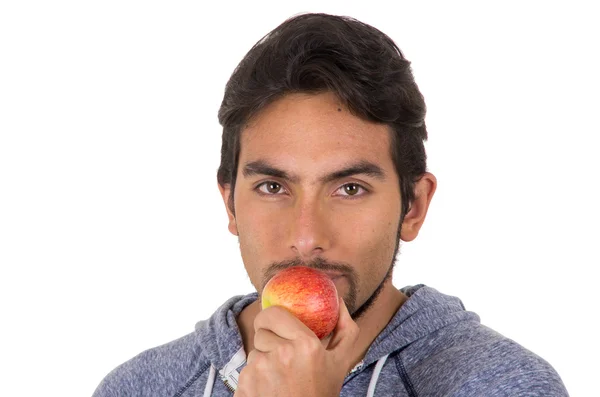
(93, 13), (568, 396)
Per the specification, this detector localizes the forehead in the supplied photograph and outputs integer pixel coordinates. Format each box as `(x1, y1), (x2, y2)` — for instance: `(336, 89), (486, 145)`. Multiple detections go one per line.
(239, 92), (395, 177)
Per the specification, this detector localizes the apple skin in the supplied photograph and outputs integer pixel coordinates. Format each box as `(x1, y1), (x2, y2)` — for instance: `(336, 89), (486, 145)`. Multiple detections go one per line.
(261, 266), (340, 339)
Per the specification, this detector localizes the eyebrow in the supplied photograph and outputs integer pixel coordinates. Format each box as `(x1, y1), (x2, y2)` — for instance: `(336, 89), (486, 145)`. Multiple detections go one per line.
(241, 159), (387, 184)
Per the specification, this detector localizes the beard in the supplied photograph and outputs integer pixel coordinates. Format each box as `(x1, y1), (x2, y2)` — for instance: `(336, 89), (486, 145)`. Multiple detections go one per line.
(259, 218), (402, 321)
(349, 219), (401, 321)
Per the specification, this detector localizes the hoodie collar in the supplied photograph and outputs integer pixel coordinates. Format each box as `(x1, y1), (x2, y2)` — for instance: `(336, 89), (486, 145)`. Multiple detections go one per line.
(360, 285), (479, 369)
(195, 293), (258, 369)
(195, 285), (479, 373)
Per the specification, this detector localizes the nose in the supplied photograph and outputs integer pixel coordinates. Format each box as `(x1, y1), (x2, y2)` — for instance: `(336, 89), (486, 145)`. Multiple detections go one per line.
(288, 198), (332, 259)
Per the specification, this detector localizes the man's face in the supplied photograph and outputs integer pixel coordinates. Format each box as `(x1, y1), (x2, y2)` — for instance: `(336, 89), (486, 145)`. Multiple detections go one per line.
(222, 92), (403, 317)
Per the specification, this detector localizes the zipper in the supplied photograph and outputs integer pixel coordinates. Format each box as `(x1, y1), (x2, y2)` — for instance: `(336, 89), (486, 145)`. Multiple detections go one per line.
(218, 347), (247, 393)
(220, 375), (237, 393)
(348, 360), (365, 376)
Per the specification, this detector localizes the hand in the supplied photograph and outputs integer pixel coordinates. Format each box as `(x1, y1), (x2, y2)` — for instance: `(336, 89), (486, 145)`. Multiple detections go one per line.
(234, 297), (359, 397)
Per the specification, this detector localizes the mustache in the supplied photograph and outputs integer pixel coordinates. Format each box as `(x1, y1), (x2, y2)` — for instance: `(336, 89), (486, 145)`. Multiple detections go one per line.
(261, 257), (357, 287)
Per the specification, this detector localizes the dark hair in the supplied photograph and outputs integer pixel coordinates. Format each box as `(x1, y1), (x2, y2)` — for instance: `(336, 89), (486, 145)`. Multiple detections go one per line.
(217, 13), (428, 220)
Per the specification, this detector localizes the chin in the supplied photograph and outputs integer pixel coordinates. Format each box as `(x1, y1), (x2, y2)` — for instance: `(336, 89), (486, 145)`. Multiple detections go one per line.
(351, 266), (393, 321)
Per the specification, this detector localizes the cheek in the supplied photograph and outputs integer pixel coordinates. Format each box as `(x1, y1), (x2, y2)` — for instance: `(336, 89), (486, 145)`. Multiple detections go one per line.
(235, 202), (289, 266)
(338, 206), (399, 255)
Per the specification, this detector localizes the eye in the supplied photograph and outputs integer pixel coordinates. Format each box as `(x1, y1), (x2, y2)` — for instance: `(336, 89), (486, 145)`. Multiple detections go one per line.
(256, 181), (287, 195)
(255, 181), (367, 197)
(336, 183), (367, 197)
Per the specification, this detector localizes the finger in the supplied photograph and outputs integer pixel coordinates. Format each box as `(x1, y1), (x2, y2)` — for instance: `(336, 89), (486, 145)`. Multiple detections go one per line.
(236, 353), (258, 397)
(327, 297), (359, 354)
(320, 332), (334, 349)
(254, 305), (313, 341)
(246, 348), (261, 366)
(254, 327), (288, 353)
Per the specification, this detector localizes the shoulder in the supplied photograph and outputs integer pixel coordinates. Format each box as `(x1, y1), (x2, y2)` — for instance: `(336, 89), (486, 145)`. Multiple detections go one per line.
(92, 331), (210, 397)
(407, 321), (568, 396)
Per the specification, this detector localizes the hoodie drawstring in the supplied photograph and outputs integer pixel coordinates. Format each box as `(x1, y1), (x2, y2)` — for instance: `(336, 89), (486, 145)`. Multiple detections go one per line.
(203, 364), (216, 397)
(366, 354), (390, 397)
(203, 354), (390, 397)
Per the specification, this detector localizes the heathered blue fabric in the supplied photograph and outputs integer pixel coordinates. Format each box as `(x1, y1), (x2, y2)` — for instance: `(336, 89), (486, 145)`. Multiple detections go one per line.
(93, 285), (569, 396)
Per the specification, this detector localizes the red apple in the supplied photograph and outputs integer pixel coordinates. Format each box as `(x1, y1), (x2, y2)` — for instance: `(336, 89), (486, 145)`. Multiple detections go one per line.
(261, 266), (339, 339)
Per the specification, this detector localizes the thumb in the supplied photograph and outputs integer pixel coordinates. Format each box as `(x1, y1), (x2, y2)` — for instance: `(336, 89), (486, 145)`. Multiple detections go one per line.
(327, 297), (359, 355)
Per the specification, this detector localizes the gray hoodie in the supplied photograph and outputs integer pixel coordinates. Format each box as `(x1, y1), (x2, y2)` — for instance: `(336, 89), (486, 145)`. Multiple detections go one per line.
(93, 285), (568, 396)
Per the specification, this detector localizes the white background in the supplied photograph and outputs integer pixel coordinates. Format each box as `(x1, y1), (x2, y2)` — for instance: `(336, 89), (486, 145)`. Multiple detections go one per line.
(1, 1), (598, 395)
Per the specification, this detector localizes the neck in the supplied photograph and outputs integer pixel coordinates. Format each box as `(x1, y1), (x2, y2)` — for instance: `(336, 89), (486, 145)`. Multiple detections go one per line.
(236, 281), (407, 367)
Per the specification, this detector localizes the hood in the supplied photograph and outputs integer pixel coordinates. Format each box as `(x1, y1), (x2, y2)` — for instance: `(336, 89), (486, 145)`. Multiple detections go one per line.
(194, 285), (479, 396)
(194, 284), (479, 372)
(194, 292), (258, 370)
(357, 284), (480, 370)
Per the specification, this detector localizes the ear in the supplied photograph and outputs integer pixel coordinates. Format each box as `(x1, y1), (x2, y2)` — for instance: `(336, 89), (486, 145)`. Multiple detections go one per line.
(218, 181), (238, 236)
(400, 172), (437, 242)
